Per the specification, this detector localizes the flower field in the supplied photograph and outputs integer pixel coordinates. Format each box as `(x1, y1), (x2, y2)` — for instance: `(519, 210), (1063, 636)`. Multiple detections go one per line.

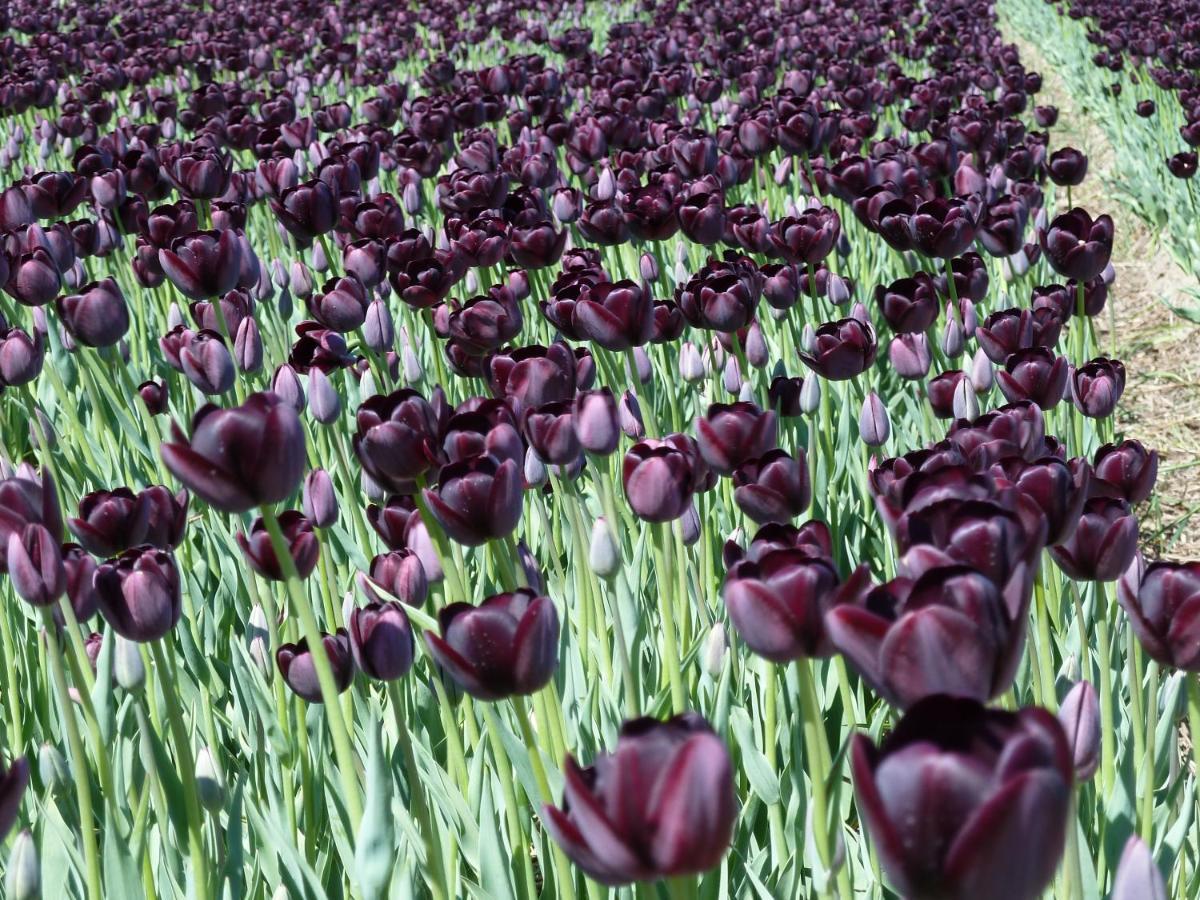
(0, 0), (1193, 897)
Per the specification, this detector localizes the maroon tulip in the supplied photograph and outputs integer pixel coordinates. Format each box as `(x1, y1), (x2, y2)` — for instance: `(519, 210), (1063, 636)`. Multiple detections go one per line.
(1092, 440), (1158, 504)
(422, 453), (523, 547)
(996, 348), (1068, 410)
(1047, 148), (1088, 187)
(875, 273), (939, 334)
(61, 544), (99, 622)
(307, 275), (369, 333)
(909, 198), (977, 259)
(852, 697), (1072, 900)
(488, 343), (578, 411)
(1119, 557), (1200, 671)
(276, 630), (354, 703)
(68, 488), (151, 557)
(159, 230), (243, 301)
(722, 547), (843, 661)
(161, 392), (306, 514)
(623, 439), (697, 523)
(768, 207), (840, 266)
(56, 277), (130, 348)
(573, 280), (654, 351)
(271, 180), (338, 247)
(827, 564), (1023, 708)
(676, 255), (761, 333)
(732, 449), (811, 525)
(352, 389), (441, 495)
(889, 333), (932, 380)
(976, 308), (1036, 364)
(366, 548), (428, 607)
(543, 713), (736, 886)
(349, 600), (416, 681)
(996, 456), (1090, 546)
(447, 287), (523, 357)
(179, 330), (235, 395)
(0, 467), (61, 572)
(524, 400), (581, 466)
(1040, 208), (1113, 282)
(695, 402), (778, 476)
(236, 510), (318, 581)
(94, 546), (182, 642)
(1070, 357), (1125, 418)
(926, 371), (968, 419)
(799, 318), (877, 380)
(6, 524), (65, 607)
(3, 247), (60, 307)
(1050, 498), (1138, 582)
(423, 589), (558, 699)
(0, 328), (43, 387)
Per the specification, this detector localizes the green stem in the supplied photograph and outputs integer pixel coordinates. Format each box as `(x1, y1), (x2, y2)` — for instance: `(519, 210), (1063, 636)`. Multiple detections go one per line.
(1095, 582), (1116, 799)
(481, 705), (536, 900)
(651, 522), (686, 711)
(388, 681), (447, 900)
(513, 694), (577, 900)
(1140, 660), (1159, 843)
(796, 657), (836, 895)
(41, 608), (103, 900)
(762, 660), (786, 862)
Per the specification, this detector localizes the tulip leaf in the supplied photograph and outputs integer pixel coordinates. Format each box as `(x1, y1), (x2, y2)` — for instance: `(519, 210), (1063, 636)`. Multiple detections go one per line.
(1159, 774), (1194, 879)
(90, 622), (116, 744)
(1153, 672), (1183, 779)
(103, 809), (143, 899)
(244, 793), (326, 900)
(729, 706), (780, 805)
(355, 715), (395, 900)
(474, 781), (516, 900)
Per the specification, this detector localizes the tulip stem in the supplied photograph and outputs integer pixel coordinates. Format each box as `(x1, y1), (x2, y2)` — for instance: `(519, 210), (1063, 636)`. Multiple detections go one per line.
(481, 704), (537, 900)
(761, 660), (787, 863)
(149, 640), (210, 900)
(1140, 659), (1159, 843)
(652, 522), (687, 712)
(513, 694), (578, 900)
(1094, 582), (1117, 799)
(1034, 577), (1058, 707)
(664, 876), (697, 900)
(40, 607), (103, 900)
(388, 680), (448, 900)
(259, 505), (365, 830)
(795, 656), (836, 894)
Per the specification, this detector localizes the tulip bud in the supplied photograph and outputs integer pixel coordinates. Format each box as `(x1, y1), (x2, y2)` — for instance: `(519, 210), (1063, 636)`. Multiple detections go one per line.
(799, 375), (821, 414)
(302, 469), (338, 528)
(523, 446), (548, 488)
(619, 391), (645, 439)
(234, 317), (263, 373)
(859, 392), (890, 446)
(952, 376), (979, 421)
(271, 365), (306, 412)
(363, 299), (394, 352)
(37, 743), (69, 796)
(703, 623), (728, 677)
(194, 747), (225, 811)
(7, 525), (64, 607)
(745, 322), (768, 368)
(722, 357), (742, 394)
(969, 348), (994, 392)
(941, 314), (964, 358)
(113, 634), (146, 693)
(1112, 836), (1167, 900)
(307, 368), (341, 425)
(679, 342), (705, 382)
(290, 261), (314, 298)
(588, 518), (620, 579)
(639, 252), (658, 282)
(247, 605), (270, 673)
(5, 830), (38, 900)
(1058, 680), (1100, 781)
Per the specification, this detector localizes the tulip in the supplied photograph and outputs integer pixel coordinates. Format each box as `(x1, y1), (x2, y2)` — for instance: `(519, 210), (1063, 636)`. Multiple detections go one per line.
(6, 524), (65, 607)
(68, 488), (151, 557)
(161, 391), (307, 514)
(573, 388), (620, 456)
(0, 758), (28, 841)
(307, 368), (342, 425)
(852, 697), (1072, 900)
(56, 277), (130, 348)
(488, 343), (577, 410)
(573, 280), (654, 351)
(623, 439), (698, 523)
(1040, 208), (1114, 282)
(141, 486), (189, 550)
(237, 510), (319, 581)
(732, 449), (811, 525)
(4, 248), (60, 307)
(1058, 680), (1100, 780)
(349, 600), (415, 681)
(996, 347), (1068, 410)
(1118, 557), (1200, 670)
(875, 273), (938, 334)
(996, 456), (1090, 546)
(908, 198), (977, 259)
(695, 402), (777, 476)
(768, 207), (840, 265)
(1070, 357), (1125, 418)
(799, 318), (877, 380)
(422, 453), (523, 546)
(860, 392), (891, 446)
(676, 255), (761, 333)
(889, 333), (932, 380)
(1112, 837), (1167, 900)
(927, 371), (967, 419)
(543, 713), (736, 885)
(158, 230), (243, 301)
(423, 588), (558, 699)
(1047, 147), (1088, 186)
(270, 179), (338, 246)
(0, 468), (61, 571)
(1092, 440), (1158, 504)
(1050, 497), (1138, 582)
(352, 389), (441, 494)
(0, 328), (43, 387)
(179, 330), (235, 395)
(366, 548), (428, 607)
(307, 275), (369, 333)
(276, 630), (354, 703)
(94, 546), (182, 642)
(827, 564), (1022, 708)
(301, 469), (337, 528)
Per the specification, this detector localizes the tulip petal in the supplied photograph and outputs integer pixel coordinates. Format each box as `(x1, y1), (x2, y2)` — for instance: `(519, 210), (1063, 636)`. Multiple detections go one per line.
(879, 607), (997, 707)
(160, 441), (257, 513)
(647, 733), (736, 875)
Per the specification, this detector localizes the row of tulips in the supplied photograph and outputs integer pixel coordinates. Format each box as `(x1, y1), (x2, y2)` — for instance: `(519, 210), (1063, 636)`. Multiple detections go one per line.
(0, 0), (1191, 897)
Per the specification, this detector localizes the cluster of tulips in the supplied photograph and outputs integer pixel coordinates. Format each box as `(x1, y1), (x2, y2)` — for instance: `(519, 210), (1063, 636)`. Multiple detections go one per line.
(1004, 0), (1200, 283)
(0, 0), (1194, 897)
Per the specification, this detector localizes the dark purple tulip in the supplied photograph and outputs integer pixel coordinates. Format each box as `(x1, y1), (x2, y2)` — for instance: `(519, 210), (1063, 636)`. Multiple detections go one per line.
(524, 400), (580, 466)
(1119, 558), (1200, 671)
(976, 308), (1036, 363)
(68, 488), (150, 557)
(678, 191), (726, 246)
(909, 198), (977, 259)
(3, 247), (60, 307)
(732, 449), (811, 525)
(276, 630), (354, 703)
(761, 264), (802, 311)
(0, 467), (61, 572)
(159, 230), (242, 301)
(180, 330), (235, 395)
(768, 375), (805, 416)
(0, 758), (28, 841)
(161, 391), (306, 514)
(1050, 498), (1138, 582)
(349, 600), (415, 681)
(996, 456), (1090, 546)
(768, 207), (840, 266)
(1040, 209), (1113, 282)
(853, 697), (1072, 900)
(424, 589), (558, 700)
(543, 713), (736, 886)
(353, 389), (441, 495)
(488, 343), (578, 411)
(0, 328), (43, 387)
(1058, 680), (1100, 781)
(167, 148), (232, 200)
(799, 318), (877, 380)
(301, 469), (338, 529)
(695, 402), (777, 476)
(367, 548), (428, 607)
(573, 280), (654, 351)
(875, 273), (938, 334)
(447, 287), (522, 357)
(422, 453), (523, 546)
(94, 546), (182, 642)
(1047, 148), (1088, 187)
(1092, 440), (1158, 504)
(827, 564), (1021, 708)
(936, 253), (990, 303)
(237, 510), (318, 581)
(1169, 153), (1198, 179)
(61, 544), (99, 622)
(996, 348), (1068, 410)
(722, 547), (842, 661)
(139, 486), (188, 551)
(927, 371), (968, 419)
(623, 439), (697, 523)
(6, 524), (65, 607)
(573, 389), (619, 456)
(307, 275), (369, 333)
(1070, 357), (1125, 418)
(676, 255), (761, 333)
(271, 179), (338, 247)
(889, 333), (933, 380)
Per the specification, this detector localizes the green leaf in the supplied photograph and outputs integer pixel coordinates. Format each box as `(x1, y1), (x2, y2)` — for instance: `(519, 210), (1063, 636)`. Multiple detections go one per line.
(728, 706), (780, 805)
(103, 808), (143, 899)
(473, 782), (515, 900)
(355, 716), (395, 900)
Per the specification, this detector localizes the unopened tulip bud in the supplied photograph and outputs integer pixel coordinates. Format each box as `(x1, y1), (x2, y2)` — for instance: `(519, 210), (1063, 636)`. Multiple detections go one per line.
(234, 318), (263, 373)
(301, 469), (338, 528)
(723, 357), (742, 394)
(745, 323), (768, 368)
(1058, 680), (1100, 781)
(402, 344), (422, 384)
(363, 300), (394, 352)
(1112, 836), (1166, 900)
(703, 623), (728, 677)
(193, 747), (225, 812)
(640, 253), (658, 282)
(589, 518), (620, 579)
(247, 605), (270, 673)
(113, 634), (145, 693)
(859, 392), (890, 446)
(619, 391), (645, 439)
(307, 368), (341, 425)
(850, 301), (870, 324)
(271, 364), (305, 412)
(799, 375), (821, 414)
(37, 743), (69, 796)
(680, 502), (701, 545)
(6, 830), (38, 900)
(596, 167), (616, 201)
(941, 315), (964, 358)
(680, 342), (705, 382)
(800, 323), (816, 353)
(970, 348), (993, 392)
(290, 261), (314, 298)
(952, 375), (979, 420)
(310, 242), (329, 273)
(524, 447), (548, 488)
